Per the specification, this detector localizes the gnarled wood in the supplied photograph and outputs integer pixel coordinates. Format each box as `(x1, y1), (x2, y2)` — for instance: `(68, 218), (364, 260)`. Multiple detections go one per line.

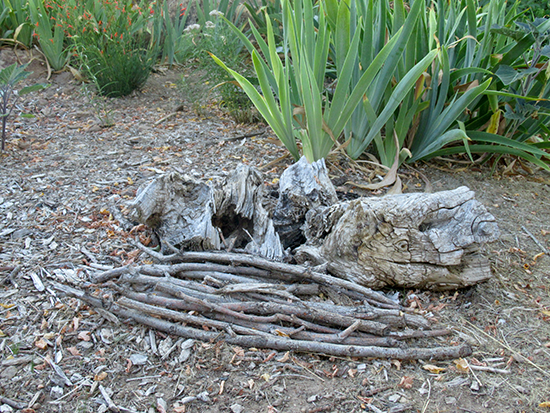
(127, 157), (499, 290)
(273, 157), (338, 249)
(296, 186), (499, 290)
(128, 165), (283, 259)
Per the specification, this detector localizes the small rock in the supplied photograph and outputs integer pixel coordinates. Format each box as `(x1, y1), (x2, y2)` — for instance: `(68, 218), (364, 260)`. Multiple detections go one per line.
(388, 394), (400, 403)
(178, 340), (194, 362)
(470, 380), (481, 392)
(515, 385), (530, 395)
(230, 403), (244, 413)
(272, 385), (285, 393)
(0, 404), (14, 412)
(130, 354), (148, 366)
(445, 397), (457, 405)
(307, 394), (321, 403)
(87, 124), (102, 133)
(50, 386), (63, 399)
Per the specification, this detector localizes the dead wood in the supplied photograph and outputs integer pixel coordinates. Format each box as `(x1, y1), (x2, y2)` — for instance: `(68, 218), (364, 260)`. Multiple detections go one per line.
(112, 306), (472, 361)
(50, 159), (500, 360)
(297, 185), (500, 290)
(54, 248), (473, 361)
(54, 283), (471, 360)
(272, 157), (338, 249)
(128, 158), (499, 290)
(127, 165), (283, 259)
(93, 250), (399, 309)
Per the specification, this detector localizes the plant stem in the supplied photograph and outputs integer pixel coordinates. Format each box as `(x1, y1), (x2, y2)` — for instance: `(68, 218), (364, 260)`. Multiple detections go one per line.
(1, 115), (7, 151)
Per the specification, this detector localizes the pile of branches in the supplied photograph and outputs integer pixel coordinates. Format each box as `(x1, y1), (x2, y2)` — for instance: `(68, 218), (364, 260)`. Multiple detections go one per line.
(54, 245), (472, 360)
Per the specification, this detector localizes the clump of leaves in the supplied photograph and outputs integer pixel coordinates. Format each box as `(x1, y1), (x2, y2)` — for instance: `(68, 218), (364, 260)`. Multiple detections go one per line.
(64, 0), (160, 98)
(0, 63), (47, 151)
(178, 14), (257, 123)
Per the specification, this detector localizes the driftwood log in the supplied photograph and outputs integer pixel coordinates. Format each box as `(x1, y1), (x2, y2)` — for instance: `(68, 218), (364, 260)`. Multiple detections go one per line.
(297, 186), (499, 289)
(128, 157), (499, 290)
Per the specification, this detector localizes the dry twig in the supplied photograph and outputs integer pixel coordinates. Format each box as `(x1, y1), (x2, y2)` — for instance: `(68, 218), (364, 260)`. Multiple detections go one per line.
(52, 244), (474, 361)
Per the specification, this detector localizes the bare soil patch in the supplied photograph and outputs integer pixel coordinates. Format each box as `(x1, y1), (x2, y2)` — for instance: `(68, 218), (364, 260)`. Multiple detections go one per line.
(1, 49), (549, 413)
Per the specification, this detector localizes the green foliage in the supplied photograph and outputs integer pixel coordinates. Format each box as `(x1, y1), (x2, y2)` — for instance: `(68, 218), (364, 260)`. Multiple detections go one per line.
(28, 0), (68, 71)
(195, 0), (247, 27)
(178, 14), (255, 122)
(158, 1), (189, 66)
(413, 0), (550, 168)
(214, 0), (435, 162)
(337, 0), (438, 165)
(0, 0), (33, 46)
(493, 19), (550, 142)
(243, 0), (284, 43)
(509, 0), (550, 19)
(63, 0), (160, 97)
(0, 63), (48, 150)
(0, 0), (547, 170)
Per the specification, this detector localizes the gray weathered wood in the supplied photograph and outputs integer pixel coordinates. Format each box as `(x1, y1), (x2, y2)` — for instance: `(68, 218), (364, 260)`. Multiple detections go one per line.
(296, 186), (499, 290)
(128, 165), (283, 259)
(273, 157), (338, 248)
(128, 158), (499, 290)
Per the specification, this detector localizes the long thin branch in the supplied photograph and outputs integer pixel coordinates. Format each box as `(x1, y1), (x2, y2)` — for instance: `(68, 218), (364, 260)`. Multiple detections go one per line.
(131, 247), (399, 309)
(118, 297), (401, 347)
(117, 306), (472, 360)
(154, 283), (390, 336)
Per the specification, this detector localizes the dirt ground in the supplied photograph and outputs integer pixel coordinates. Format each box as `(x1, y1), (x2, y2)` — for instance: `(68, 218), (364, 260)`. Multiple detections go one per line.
(0, 48), (549, 413)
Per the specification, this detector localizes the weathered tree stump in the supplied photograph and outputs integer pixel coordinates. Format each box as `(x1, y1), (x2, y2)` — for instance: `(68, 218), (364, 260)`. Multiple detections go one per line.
(273, 157), (338, 249)
(128, 165), (283, 259)
(128, 157), (499, 290)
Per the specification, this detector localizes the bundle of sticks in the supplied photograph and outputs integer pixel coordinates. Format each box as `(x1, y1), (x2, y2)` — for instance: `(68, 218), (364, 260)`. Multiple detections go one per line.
(54, 246), (472, 360)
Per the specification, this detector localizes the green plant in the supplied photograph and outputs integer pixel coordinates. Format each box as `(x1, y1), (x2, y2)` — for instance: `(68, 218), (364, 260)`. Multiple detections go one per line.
(64, 0), (160, 97)
(159, 1), (189, 66)
(243, 0), (284, 42)
(410, 1), (550, 168)
(28, 0), (69, 71)
(334, 0), (438, 166)
(0, 63), (47, 151)
(80, 83), (115, 127)
(176, 12), (254, 122)
(0, 0), (33, 46)
(494, 18), (550, 141)
(215, 0), (548, 168)
(514, 0), (550, 19)
(214, 0), (432, 162)
(196, 0), (247, 27)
